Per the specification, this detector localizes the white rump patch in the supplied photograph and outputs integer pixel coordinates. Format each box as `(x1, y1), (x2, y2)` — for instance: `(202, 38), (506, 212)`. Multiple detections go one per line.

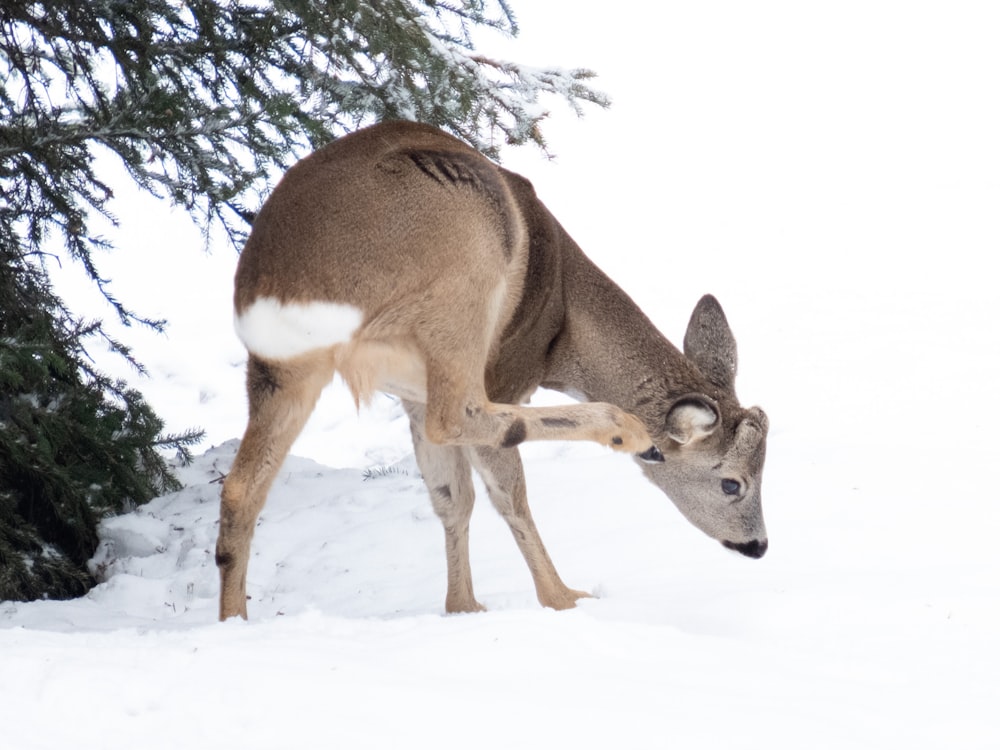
(235, 297), (363, 360)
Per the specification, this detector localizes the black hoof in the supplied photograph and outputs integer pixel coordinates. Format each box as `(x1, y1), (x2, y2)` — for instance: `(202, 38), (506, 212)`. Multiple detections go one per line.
(638, 445), (665, 463)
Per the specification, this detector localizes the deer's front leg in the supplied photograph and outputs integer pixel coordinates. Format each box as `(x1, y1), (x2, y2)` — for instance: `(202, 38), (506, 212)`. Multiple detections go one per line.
(404, 401), (485, 614)
(470, 445), (591, 610)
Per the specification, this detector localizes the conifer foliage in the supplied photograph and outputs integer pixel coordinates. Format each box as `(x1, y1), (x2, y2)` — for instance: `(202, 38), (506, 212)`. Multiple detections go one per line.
(0, 252), (200, 600)
(0, 1), (606, 600)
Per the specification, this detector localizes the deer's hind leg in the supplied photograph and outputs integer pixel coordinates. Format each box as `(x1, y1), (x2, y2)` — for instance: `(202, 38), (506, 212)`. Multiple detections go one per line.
(411, 287), (656, 456)
(217, 352), (334, 620)
(470, 446), (591, 610)
(404, 401), (484, 614)
(421, 351), (656, 455)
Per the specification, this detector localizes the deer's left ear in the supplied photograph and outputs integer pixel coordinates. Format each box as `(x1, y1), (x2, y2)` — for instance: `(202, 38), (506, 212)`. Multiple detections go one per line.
(684, 294), (737, 393)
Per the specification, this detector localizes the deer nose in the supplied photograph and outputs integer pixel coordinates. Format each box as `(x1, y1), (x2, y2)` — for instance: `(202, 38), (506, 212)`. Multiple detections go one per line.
(722, 538), (768, 559)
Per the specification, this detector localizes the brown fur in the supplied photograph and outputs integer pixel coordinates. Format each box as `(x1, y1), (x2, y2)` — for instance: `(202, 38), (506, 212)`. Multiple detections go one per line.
(218, 121), (769, 620)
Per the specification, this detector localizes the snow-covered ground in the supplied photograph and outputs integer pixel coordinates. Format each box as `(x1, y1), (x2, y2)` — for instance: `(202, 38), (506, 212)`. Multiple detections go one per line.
(3, 3), (999, 748)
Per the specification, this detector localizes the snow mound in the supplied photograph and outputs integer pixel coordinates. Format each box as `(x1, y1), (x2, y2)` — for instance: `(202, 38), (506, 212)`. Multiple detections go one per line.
(82, 440), (437, 625)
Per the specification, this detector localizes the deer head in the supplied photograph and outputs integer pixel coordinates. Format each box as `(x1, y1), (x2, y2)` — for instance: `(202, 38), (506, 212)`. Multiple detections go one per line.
(637, 296), (769, 557)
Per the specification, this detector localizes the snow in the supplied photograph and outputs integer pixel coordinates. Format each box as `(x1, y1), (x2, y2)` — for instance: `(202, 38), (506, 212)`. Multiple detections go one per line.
(3, 2), (999, 748)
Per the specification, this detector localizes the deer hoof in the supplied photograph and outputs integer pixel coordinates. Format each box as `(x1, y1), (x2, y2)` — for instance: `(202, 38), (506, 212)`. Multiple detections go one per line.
(540, 588), (593, 610)
(606, 411), (655, 453)
(445, 598), (487, 614)
(638, 445), (665, 463)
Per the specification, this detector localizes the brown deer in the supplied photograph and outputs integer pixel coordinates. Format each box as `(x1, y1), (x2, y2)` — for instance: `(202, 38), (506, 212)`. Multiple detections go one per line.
(217, 120), (769, 620)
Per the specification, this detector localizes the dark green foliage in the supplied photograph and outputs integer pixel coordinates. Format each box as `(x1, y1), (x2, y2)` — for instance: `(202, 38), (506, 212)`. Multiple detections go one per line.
(0, 1), (606, 601)
(0, 248), (202, 600)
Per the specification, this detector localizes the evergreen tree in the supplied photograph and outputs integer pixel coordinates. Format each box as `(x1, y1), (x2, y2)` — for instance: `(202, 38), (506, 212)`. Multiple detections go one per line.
(0, 250), (201, 599)
(0, 1), (607, 600)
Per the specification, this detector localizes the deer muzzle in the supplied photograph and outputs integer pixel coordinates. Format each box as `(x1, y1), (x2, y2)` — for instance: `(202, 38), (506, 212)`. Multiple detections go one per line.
(722, 538), (768, 559)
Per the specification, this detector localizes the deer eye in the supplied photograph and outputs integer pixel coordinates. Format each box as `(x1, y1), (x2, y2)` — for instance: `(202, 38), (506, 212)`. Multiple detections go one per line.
(721, 479), (741, 496)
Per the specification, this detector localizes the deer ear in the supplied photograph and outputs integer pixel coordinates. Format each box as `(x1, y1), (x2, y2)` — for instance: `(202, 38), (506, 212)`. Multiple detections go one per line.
(683, 294), (738, 393)
(665, 396), (719, 445)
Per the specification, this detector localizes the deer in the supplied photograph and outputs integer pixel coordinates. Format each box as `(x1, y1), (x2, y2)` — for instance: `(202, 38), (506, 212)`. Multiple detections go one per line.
(216, 120), (769, 621)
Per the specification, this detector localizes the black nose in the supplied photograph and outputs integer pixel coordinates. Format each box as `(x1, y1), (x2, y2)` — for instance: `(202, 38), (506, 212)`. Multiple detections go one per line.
(722, 538), (768, 559)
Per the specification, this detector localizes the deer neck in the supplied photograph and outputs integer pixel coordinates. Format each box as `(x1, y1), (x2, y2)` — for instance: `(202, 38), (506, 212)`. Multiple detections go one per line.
(542, 244), (717, 419)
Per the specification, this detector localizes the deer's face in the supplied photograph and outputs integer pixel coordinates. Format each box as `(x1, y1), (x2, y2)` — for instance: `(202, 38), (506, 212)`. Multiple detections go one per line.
(630, 294), (771, 557)
(639, 403), (769, 557)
